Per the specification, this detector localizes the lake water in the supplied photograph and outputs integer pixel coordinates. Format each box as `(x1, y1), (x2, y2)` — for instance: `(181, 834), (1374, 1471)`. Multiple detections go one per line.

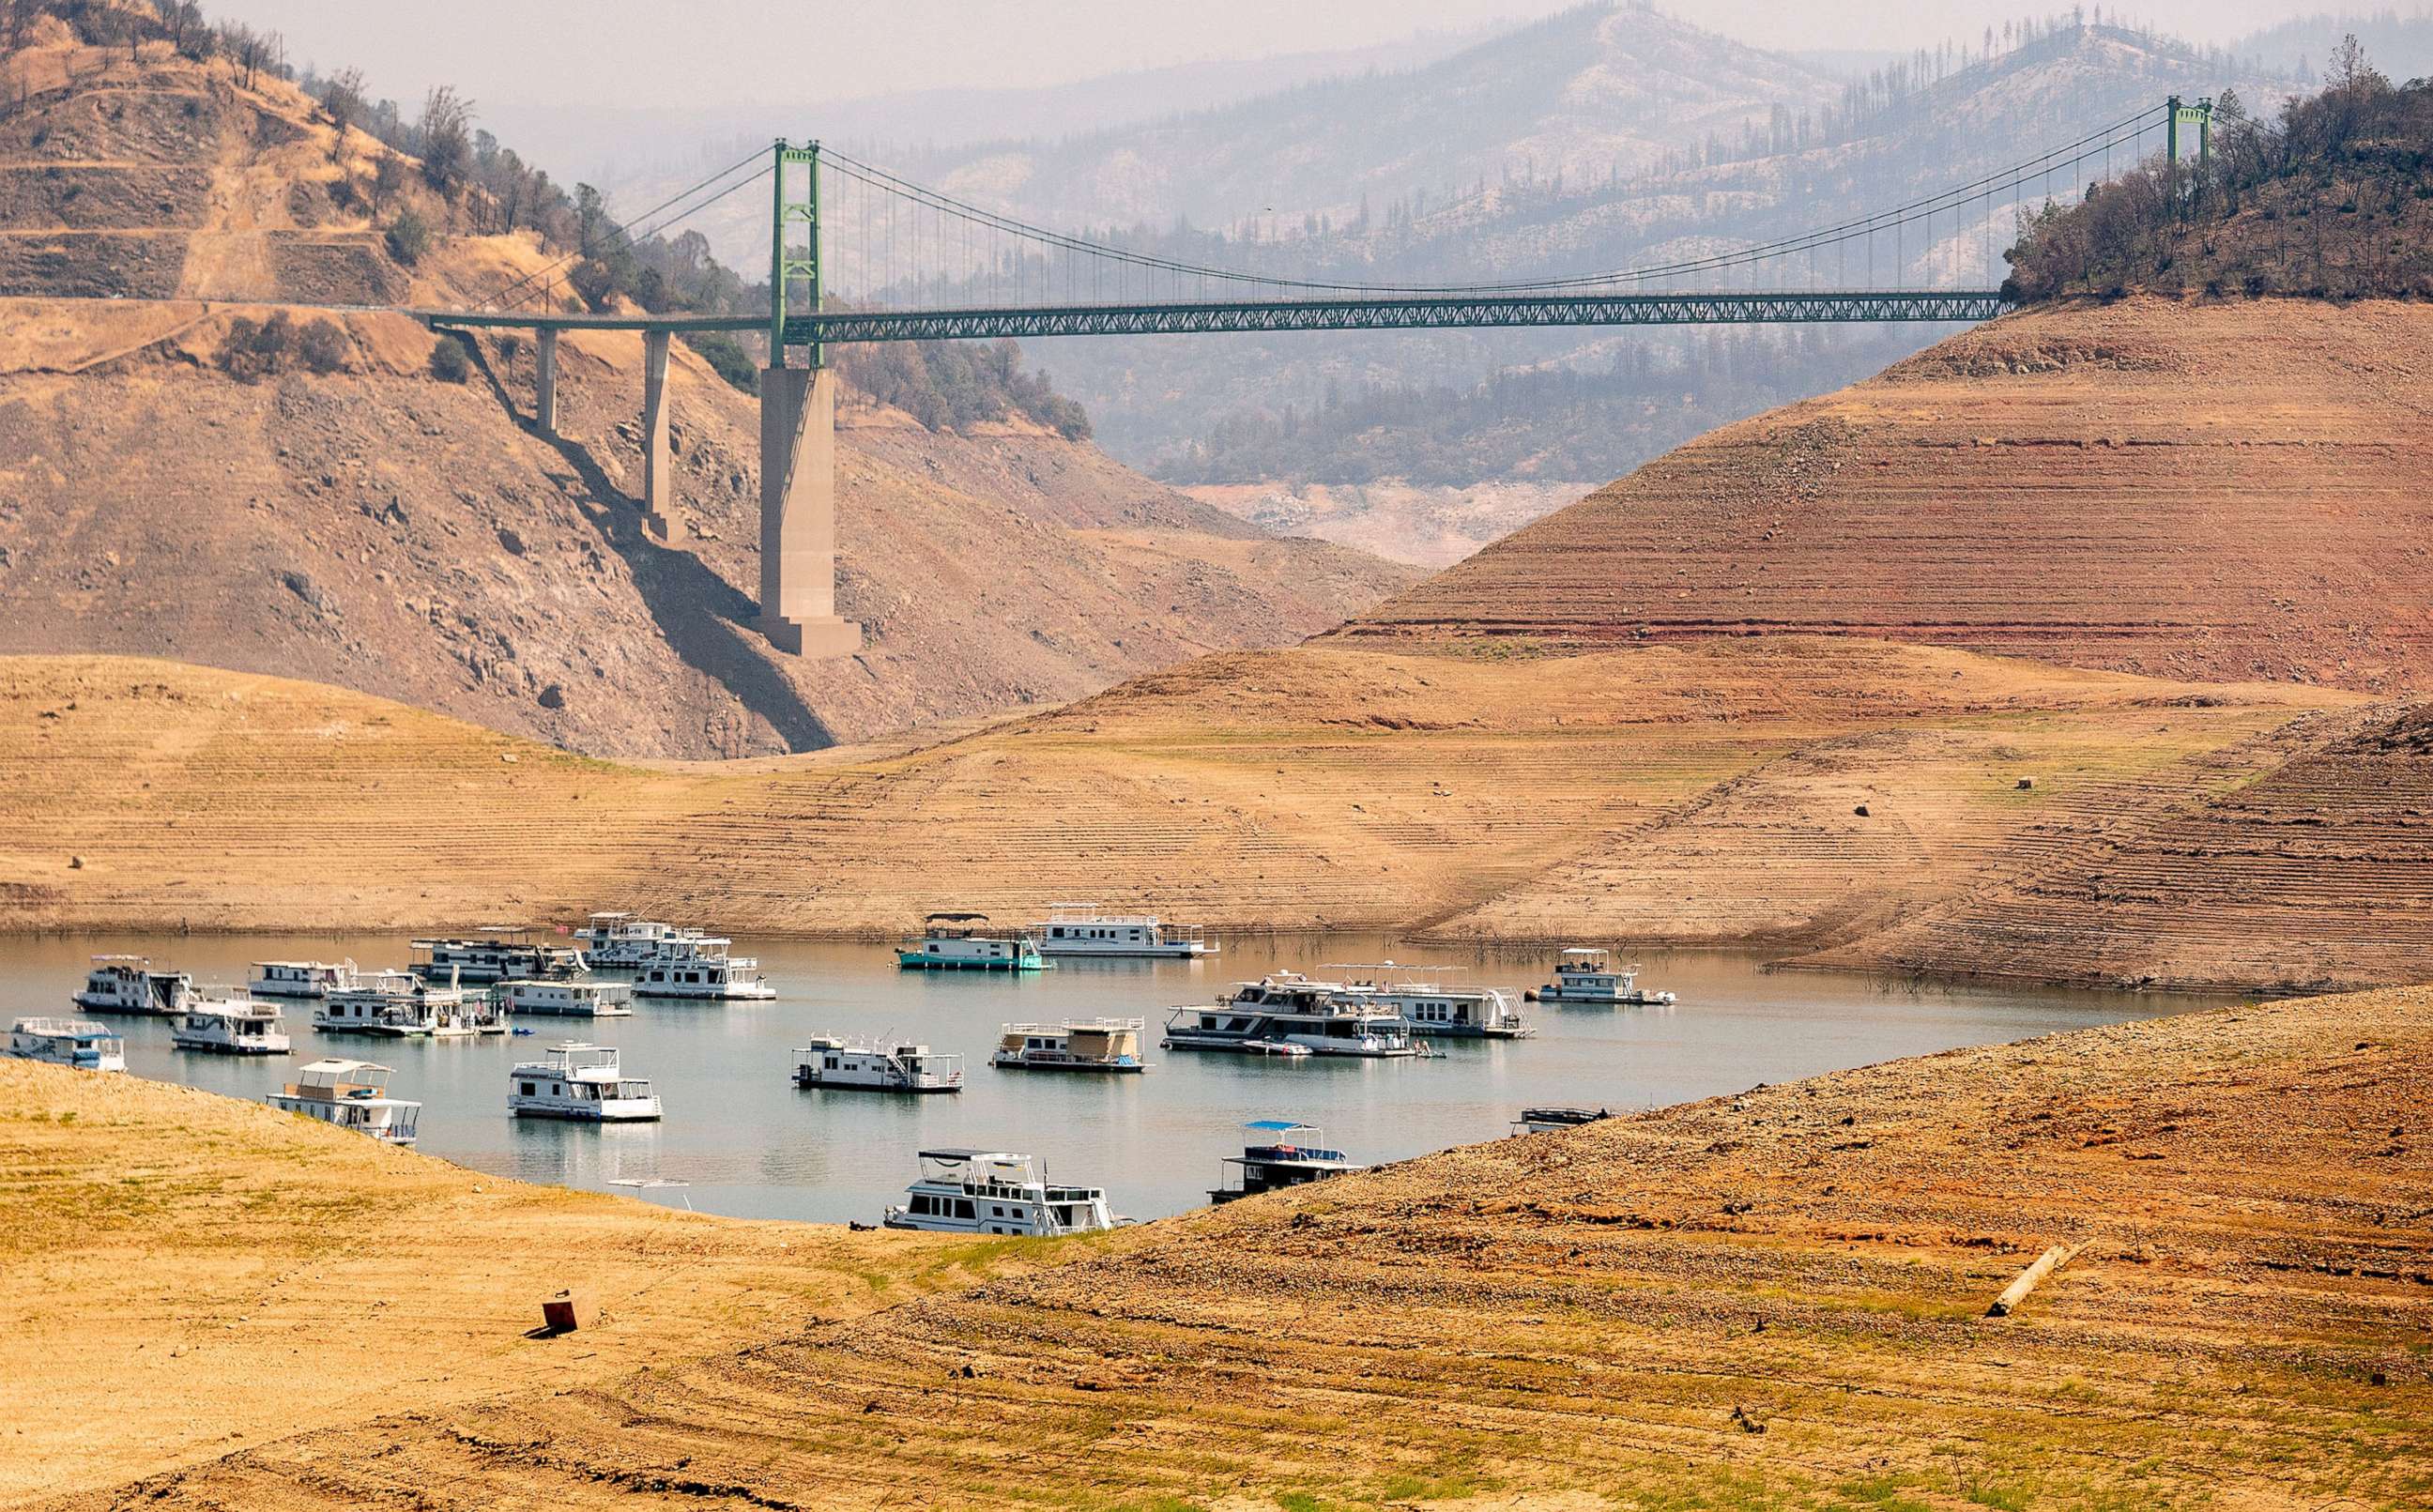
(2, 932), (2224, 1223)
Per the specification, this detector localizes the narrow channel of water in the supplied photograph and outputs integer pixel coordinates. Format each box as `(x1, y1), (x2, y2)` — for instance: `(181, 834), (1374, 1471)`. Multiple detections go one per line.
(1, 932), (2226, 1223)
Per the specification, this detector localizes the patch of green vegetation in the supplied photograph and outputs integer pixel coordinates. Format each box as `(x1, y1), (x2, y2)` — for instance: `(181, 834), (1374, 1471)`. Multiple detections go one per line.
(1825, 1473), (1938, 1512)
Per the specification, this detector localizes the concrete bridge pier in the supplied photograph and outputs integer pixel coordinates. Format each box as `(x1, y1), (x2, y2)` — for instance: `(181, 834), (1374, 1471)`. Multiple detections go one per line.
(533, 328), (558, 436)
(639, 329), (674, 542)
(757, 364), (863, 658)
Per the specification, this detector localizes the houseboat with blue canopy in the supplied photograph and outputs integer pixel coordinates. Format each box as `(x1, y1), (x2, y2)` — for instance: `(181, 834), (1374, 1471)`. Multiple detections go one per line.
(1211, 1121), (1363, 1204)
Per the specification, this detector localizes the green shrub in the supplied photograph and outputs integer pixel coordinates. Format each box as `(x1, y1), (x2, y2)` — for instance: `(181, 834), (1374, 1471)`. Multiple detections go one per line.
(295, 318), (348, 374)
(384, 207), (431, 267)
(682, 331), (758, 395)
(428, 335), (471, 384)
(215, 312), (298, 382)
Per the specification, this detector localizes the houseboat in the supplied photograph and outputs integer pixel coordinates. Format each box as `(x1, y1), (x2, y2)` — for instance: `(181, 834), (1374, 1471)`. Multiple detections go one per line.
(1028, 903), (1215, 959)
(1162, 972), (1415, 1057)
(1330, 962), (1534, 1039)
(170, 995), (291, 1055)
(990, 1018), (1149, 1073)
(265, 1060), (420, 1146)
(502, 978), (635, 1017)
(410, 928), (587, 985)
(581, 913), (700, 972)
(881, 1149), (1119, 1236)
(1525, 948), (1677, 1006)
(629, 937), (775, 1000)
(509, 1042), (663, 1122)
(898, 913), (1048, 972)
(6, 1017), (126, 1073)
(315, 968), (490, 1037)
(71, 955), (193, 1016)
(1211, 1120), (1363, 1204)
(792, 1037), (963, 1092)
(1513, 1106), (1616, 1136)
(246, 959), (361, 1000)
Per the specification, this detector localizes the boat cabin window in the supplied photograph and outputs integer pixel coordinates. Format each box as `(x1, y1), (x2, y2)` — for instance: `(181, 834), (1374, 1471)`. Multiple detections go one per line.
(954, 1199), (976, 1219)
(520, 1082), (537, 1095)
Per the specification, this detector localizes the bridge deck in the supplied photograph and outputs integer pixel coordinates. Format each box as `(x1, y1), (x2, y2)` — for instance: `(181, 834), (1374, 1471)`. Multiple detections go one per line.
(425, 290), (2011, 344)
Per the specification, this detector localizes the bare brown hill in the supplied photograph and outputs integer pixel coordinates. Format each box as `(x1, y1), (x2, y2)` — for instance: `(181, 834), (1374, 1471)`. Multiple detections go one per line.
(0, 649), (2359, 988)
(1812, 697), (2433, 993)
(1338, 298), (2433, 695)
(23, 986), (2433, 1510)
(0, 34), (1413, 758)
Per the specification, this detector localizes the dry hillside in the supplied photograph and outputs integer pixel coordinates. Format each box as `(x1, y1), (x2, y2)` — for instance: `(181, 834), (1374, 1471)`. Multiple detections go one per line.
(1816, 696), (2433, 993)
(18, 987), (2433, 1509)
(0, 31), (1413, 758)
(0, 649), (2377, 996)
(1339, 298), (2433, 695)
(0, 1059), (1047, 1507)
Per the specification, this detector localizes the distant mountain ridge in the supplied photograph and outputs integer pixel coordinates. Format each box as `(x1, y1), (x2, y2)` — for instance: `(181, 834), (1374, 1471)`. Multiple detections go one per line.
(908, 4), (1843, 233)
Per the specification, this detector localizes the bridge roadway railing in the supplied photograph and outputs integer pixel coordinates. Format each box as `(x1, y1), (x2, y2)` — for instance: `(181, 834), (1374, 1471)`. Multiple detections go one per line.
(425, 289), (2011, 344)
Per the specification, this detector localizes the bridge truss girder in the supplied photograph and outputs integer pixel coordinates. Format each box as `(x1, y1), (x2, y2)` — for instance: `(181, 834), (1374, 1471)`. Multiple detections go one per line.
(783, 290), (2011, 346)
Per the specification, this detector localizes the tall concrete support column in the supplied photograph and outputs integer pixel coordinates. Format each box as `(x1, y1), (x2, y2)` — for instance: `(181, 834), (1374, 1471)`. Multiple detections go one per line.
(533, 327), (559, 436)
(757, 364), (862, 658)
(640, 328), (673, 542)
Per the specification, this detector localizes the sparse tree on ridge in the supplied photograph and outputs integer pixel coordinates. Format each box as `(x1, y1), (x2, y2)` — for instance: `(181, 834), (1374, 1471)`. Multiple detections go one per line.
(324, 67), (365, 159)
(416, 85), (474, 198)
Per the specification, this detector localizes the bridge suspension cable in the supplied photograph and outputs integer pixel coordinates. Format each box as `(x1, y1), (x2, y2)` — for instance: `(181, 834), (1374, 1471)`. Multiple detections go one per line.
(814, 103), (2165, 309)
(475, 146), (773, 313)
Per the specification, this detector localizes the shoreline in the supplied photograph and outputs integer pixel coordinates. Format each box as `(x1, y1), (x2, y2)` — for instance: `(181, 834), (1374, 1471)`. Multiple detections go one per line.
(14, 985), (2428, 1507)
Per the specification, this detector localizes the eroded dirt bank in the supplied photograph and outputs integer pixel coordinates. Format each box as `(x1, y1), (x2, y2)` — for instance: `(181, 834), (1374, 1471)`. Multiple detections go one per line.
(16, 985), (2431, 1509)
(0, 646), (2379, 995)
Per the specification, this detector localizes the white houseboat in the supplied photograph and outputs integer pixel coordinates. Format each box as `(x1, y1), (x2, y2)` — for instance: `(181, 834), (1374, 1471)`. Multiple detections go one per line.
(881, 1150), (1119, 1236)
(1525, 948), (1676, 1006)
(170, 994), (291, 1055)
(898, 913), (1048, 972)
(571, 912), (683, 969)
(1162, 972), (1415, 1057)
(1331, 962), (1534, 1039)
(1028, 903), (1215, 959)
(629, 937), (775, 1000)
(509, 1043), (663, 1122)
(990, 1018), (1149, 1073)
(71, 955), (193, 1016)
(315, 968), (491, 1037)
(6, 1017), (126, 1073)
(793, 1037), (963, 1092)
(246, 960), (361, 1000)
(265, 1060), (420, 1146)
(410, 928), (586, 984)
(1211, 1120), (1362, 1204)
(502, 978), (635, 1017)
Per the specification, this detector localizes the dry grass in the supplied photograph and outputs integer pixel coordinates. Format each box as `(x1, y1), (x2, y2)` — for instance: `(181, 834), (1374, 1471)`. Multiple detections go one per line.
(0, 1060), (1039, 1507)
(0, 645), (2349, 967)
(17, 985), (2433, 1510)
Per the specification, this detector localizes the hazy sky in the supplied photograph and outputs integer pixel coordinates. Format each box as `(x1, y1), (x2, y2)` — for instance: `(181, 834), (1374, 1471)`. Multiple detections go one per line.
(237, 0), (2341, 111)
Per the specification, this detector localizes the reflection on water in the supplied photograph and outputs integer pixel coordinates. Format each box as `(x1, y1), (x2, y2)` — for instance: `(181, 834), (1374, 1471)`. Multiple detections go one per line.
(1, 931), (2224, 1223)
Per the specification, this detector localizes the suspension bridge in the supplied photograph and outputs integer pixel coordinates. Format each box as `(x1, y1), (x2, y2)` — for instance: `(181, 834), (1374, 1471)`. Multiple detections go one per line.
(423, 99), (2204, 658)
